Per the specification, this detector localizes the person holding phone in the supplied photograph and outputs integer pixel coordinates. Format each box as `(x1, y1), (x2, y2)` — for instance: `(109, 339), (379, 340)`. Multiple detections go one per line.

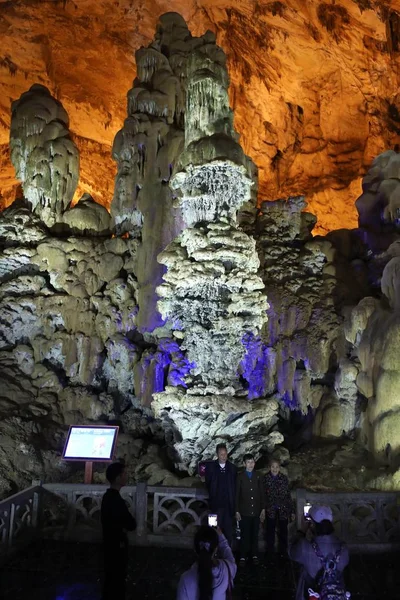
(289, 505), (349, 600)
(177, 525), (237, 600)
(235, 453), (265, 566)
(208, 514), (218, 528)
(205, 443), (237, 545)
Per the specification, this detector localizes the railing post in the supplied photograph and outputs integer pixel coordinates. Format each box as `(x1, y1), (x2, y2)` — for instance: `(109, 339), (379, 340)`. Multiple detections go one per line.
(135, 482), (147, 541)
(31, 480), (42, 529)
(0, 503), (11, 550)
(66, 489), (76, 537)
(296, 488), (306, 529)
(8, 502), (16, 549)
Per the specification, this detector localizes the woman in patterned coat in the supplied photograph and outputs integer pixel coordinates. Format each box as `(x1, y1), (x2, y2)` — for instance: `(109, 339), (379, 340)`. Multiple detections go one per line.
(264, 458), (295, 556)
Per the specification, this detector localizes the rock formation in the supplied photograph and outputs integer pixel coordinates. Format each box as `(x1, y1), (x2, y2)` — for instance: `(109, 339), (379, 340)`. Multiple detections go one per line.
(1, 11), (400, 496)
(355, 150), (400, 250)
(9, 84), (111, 235)
(1, 1), (400, 233)
(251, 198), (342, 414)
(147, 16), (281, 472)
(343, 243), (400, 464)
(10, 84), (79, 228)
(111, 13), (189, 331)
(157, 31), (268, 394)
(318, 149), (400, 466)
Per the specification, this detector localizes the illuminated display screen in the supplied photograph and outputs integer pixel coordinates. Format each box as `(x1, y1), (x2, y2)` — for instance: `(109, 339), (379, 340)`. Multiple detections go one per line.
(62, 425), (119, 461)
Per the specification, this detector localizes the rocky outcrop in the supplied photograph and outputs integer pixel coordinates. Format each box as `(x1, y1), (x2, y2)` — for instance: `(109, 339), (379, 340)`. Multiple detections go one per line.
(355, 150), (400, 251)
(9, 85), (113, 236)
(152, 21), (280, 471)
(152, 390), (282, 473)
(111, 13), (190, 331)
(62, 193), (111, 236)
(10, 84), (79, 228)
(0, 197), (141, 493)
(251, 197), (341, 412)
(344, 260), (400, 464)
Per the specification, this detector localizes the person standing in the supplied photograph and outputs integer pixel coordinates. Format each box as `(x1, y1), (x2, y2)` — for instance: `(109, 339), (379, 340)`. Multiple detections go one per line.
(205, 443), (237, 544)
(264, 458), (295, 557)
(101, 462), (136, 600)
(235, 453), (265, 566)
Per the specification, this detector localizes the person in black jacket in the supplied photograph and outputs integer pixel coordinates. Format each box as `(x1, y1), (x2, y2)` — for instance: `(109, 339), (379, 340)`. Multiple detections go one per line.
(235, 453), (265, 566)
(205, 443), (237, 545)
(101, 462), (136, 600)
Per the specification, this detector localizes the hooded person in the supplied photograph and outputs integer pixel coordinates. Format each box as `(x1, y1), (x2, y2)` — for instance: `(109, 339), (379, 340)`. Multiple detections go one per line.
(289, 505), (349, 600)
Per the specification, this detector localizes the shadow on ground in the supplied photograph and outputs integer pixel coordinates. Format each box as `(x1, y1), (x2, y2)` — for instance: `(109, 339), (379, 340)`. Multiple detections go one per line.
(0, 541), (398, 599)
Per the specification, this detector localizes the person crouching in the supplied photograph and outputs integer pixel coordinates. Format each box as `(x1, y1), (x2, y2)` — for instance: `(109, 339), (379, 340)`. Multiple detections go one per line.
(235, 453), (265, 566)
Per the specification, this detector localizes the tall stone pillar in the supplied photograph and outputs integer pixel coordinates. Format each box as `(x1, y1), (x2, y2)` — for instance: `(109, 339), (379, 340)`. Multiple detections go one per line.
(153, 28), (282, 472)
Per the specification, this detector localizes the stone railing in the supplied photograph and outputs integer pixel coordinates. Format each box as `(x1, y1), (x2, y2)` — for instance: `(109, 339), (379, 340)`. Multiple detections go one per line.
(0, 483), (399, 557)
(296, 489), (400, 552)
(39, 482), (209, 548)
(0, 485), (41, 556)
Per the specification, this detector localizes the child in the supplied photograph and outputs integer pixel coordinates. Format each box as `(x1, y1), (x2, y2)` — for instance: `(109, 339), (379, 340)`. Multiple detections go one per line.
(235, 453), (265, 566)
(264, 458), (295, 557)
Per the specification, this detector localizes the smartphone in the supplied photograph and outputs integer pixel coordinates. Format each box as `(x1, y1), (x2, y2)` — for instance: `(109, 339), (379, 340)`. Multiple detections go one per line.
(208, 513), (218, 527)
(303, 503), (312, 521)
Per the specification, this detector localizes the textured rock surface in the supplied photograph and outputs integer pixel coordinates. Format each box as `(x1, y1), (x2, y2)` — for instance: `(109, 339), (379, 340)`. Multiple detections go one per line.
(252, 197), (342, 413)
(110, 13), (188, 331)
(0, 200), (141, 493)
(156, 33), (269, 393)
(1, 1), (400, 232)
(345, 292), (400, 463)
(356, 150), (400, 239)
(2, 12), (400, 495)
(153, 17), (279, 468)
(152, 389), (282, 473)
(10, 84), (79, 227)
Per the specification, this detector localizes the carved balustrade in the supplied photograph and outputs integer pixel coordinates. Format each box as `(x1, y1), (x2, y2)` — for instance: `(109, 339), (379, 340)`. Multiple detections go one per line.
(0, 483), (399, 556)
(0, 485), (40, 557)
(296, 489), (400, 552)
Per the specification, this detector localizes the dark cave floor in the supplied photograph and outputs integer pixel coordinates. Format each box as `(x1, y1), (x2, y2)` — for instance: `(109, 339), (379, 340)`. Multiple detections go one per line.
(0, 540), (398, 599)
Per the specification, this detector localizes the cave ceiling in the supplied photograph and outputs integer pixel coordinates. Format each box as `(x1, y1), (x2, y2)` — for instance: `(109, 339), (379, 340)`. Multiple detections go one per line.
(1, 0), (400, 233)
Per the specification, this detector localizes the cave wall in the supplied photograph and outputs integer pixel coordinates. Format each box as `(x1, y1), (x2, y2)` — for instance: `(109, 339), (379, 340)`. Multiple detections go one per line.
(1, 7), (400, 496)
(1, 1), (400, 233)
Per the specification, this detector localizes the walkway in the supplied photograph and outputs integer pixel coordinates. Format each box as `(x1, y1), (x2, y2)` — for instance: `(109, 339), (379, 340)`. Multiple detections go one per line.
(0, 540), (398, 599)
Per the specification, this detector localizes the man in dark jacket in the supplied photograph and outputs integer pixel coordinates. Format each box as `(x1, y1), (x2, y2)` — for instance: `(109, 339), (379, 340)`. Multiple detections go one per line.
(205, 443), (237, 544)
(101, 462), (136, 600)
(235, 453), (265, 565)
(289, 504), (349, 600)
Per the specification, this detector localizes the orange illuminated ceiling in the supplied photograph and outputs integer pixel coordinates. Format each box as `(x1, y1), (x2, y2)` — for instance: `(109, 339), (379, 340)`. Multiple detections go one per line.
(1, 0), (400, 234)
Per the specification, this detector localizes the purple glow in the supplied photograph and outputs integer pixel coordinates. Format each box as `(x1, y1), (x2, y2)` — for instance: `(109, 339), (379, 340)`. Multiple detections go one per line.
(140, 339), (196, 397)
(240, 333), (299, 407)
(159, 338), (195, 388)
(282, 390), (297, 409)
(154, 348), (172, 393)
(240, 333), (275, 400)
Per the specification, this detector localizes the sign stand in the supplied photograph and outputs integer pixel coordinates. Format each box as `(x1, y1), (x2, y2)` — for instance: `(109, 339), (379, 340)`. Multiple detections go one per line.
(62, 424), (119, 485)
(84, 461), (93, 484)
